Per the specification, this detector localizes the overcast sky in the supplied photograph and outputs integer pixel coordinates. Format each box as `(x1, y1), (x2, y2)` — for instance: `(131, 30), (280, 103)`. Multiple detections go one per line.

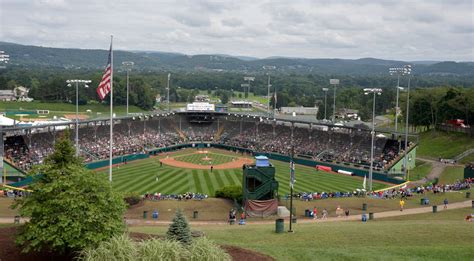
(1, 0), (473, 61)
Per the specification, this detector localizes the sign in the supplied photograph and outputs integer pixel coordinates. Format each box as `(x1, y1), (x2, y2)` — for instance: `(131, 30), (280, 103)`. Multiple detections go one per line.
(330, 79), (340, 85)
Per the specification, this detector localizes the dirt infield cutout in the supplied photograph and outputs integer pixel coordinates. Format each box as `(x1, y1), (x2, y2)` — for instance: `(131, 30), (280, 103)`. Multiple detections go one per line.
(161, 152), (253, 170)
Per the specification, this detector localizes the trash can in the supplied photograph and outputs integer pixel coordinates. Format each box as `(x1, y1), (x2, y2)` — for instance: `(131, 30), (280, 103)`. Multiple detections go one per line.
(472, 200), (474, 208)
(361, 214), (367, 222)
(305, 209), (310, 217)
(467, 192), (471, 199)
(193, 211), (198, 219)
(152, 210), (159, 219)
(292, 217), (297, 224)
(420, 198), (425, 205)
(275, 219), (284, 233)
(369, 213), (374, 220)
(14, 216), (20, 224)
(362, 203), (367, 211)
(432, 205), (437, 213)
(143, 211), (148, 219)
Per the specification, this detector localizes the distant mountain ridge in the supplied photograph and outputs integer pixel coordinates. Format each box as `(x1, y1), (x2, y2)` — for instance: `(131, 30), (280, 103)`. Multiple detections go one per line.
(1, 41), (472, 75)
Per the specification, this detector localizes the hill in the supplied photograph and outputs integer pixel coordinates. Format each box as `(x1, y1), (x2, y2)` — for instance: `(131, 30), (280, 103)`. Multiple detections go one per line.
(1, 41), (473, 75)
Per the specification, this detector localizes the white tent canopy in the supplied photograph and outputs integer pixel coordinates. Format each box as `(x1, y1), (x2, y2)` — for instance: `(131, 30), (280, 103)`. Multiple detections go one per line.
(0, 115), (15, 126)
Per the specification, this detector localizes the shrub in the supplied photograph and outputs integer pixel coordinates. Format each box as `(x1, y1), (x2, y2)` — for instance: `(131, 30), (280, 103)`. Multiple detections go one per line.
(123, 192), (142, 207)
(80, 234), (136, 261)
(188, 237), (231, 261)
(166, 209), (192, 245)
(138, 239), (185, 261)
(215, 185), (242, 202)
(79, 235), (231, 261)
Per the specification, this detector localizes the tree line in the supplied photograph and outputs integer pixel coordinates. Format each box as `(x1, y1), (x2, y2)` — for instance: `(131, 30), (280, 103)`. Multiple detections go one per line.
(0, 68), (473, 124)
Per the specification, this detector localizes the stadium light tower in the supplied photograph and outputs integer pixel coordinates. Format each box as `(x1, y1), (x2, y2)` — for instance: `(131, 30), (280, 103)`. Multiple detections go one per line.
(364, 88), (383, 191)
(66, 79), (91, 156)
(402, 65), (412, 179)
(322, 88), (329, 120)
(263, 66), (276, 116)
(389, 66), (410, 134)
(167, 73), (171, 112)
(243, 76), (255, 99)
(122, 61), (134, 115)
(0, 51), (10, 69)
(329, 79), (339, 122)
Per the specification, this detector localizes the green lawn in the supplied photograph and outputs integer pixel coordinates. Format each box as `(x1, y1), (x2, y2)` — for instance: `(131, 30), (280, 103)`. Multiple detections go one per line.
(438, 166), (465, 184)
(417, 131), (474, 159)
(0, 101), (146, 118)
(459, 153), (474, 164)
(409, 160), (432, 181)
(96, 149), (387, 196)
(131, 207), (474, 260)
(174, 152), (237, 166)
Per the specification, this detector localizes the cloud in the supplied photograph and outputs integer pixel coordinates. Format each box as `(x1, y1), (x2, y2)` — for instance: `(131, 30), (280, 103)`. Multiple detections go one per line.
(0, 0), (472, 61)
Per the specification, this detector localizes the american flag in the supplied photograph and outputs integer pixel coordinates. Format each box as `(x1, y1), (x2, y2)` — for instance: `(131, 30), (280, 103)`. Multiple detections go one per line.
(97, 44), (112, 100)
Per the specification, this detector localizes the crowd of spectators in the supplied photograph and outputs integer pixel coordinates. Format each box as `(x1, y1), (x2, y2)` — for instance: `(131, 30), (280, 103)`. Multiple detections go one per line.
(4, 116), (407, 172)
(143, 192), (208, 200)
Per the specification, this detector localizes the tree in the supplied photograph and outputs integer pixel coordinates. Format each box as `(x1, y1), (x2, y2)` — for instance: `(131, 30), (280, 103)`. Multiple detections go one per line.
(166, 209), (192, 245)
(220, 92), (229, 104)
(13, 133), (126, 254)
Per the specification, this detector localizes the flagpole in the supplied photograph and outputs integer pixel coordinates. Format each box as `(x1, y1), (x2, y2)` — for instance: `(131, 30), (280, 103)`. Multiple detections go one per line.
(109, 35), (114, 182)
(289, 123), (294, 233)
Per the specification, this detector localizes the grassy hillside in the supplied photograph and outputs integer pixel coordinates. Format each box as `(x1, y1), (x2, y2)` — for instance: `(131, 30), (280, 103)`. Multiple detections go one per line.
(438, 166), (465, 184)
(0, 101), (146, 119)
(417, 131), (474, 159)
(131, 207), (474, 260)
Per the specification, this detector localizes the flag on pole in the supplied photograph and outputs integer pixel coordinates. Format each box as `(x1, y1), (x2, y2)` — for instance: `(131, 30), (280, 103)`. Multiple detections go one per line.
(97, 44), (112, 100)
(290, 161), (295, 189)
(363, 175), (367, 190)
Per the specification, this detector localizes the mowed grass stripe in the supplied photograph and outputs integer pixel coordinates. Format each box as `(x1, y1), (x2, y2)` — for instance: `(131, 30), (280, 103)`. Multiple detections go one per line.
(228, 169), (242, 185)
(110, 165), (171, 189)
(164, 172), (191, 194)
(196, 170), (211, 195)
(214, 170), (226, 188)
(153, 171), (189, 193)
(192, 170), (203, 193)
(203, 170), (216, 196)
(221, 170), (233, 186)
(187, 171), (197, 192)
(117, 169), (181, 192)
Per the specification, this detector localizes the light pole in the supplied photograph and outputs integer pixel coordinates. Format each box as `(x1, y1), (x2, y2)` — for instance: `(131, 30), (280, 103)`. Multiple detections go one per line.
(263, 66), (276, 117)
(389, 66), (410, 133)
(122, 61), (134, 115)
(66, 79), (91, 157)
(364, 88), (383, 191)
(243, 76), (255, 99)
(0, 51), (10, 69)
(329, 79), (339, 122)
(167, 73), (171, 112)
(322, 88), (329, 120)
(402, 65), (412, 179)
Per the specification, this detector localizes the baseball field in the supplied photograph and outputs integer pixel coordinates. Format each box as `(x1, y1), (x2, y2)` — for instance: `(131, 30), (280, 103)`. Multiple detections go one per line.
(96, 148), (389, 195)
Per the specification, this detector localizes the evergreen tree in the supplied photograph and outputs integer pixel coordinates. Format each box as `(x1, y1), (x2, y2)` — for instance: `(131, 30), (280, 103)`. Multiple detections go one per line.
(166, 209), (192, 245)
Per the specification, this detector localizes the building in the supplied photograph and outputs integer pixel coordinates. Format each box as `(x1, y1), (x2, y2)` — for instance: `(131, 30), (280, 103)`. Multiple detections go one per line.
(0, 90), (15, 101)
(231, 101), (252, 108)
(0, 86), (32, 101)
(280, 106), (319, 115)
(336, 108), (359, 120)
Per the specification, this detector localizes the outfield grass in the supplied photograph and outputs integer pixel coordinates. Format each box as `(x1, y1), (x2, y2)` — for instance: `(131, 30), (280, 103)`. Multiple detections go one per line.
(438, 166), (465, 184)
(131, 207), (474, 260)
(96, 149), (387, 196)
(417, 131), (474, 159)
(409, 160), (432, 181)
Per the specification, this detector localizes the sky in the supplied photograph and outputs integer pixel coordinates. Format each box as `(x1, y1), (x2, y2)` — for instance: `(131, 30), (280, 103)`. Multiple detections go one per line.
(0, 0), (473, 61)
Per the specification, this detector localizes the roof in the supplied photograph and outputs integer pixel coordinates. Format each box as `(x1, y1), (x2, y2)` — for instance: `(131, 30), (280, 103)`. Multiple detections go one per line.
(255, 155), (268, 160)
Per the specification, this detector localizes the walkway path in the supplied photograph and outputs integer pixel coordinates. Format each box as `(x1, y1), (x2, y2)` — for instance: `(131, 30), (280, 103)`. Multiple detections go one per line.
(5, 200), (470, 226)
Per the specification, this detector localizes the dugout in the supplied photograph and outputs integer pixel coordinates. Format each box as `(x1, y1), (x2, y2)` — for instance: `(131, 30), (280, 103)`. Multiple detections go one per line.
(465, 163), (474, 179)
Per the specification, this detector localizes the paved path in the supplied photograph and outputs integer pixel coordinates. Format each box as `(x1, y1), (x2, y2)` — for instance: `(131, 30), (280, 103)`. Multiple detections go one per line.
(4, 200), (471, 226)
(410, 157), (447, 186)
